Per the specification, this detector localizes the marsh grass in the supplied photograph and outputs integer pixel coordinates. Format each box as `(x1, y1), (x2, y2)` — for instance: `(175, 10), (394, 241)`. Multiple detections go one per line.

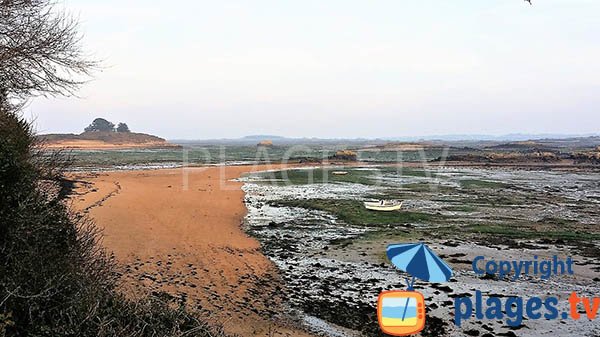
(256, 167), (447, 188)
(460, 179), (509, 189)
(256, 168), (378, 185)
(272, 199), (442, 227)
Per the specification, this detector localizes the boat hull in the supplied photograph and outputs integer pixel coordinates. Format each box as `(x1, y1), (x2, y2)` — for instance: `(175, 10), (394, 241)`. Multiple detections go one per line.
(363, 201), (403, 211)
(364, 204), (402, 211)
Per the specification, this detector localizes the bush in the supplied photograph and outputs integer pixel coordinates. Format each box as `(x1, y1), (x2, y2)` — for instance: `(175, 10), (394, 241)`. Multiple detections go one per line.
(116, 123), (130, 133)
(84, 118), (115, 132)
(0, 108), (223, 337)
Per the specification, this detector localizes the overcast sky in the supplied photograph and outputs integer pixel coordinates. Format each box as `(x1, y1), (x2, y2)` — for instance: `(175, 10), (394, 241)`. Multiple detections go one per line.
(27, 0), (600, 139)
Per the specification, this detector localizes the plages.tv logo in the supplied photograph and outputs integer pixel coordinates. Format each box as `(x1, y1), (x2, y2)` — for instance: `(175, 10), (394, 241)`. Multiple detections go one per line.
(378, 242), (453, 336)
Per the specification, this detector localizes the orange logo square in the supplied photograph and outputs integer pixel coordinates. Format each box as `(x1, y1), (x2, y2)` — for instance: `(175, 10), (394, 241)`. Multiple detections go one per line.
(377, 290), (426, 336)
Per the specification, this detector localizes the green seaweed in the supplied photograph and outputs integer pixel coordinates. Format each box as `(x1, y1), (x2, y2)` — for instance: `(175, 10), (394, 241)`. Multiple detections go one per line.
(460, 179), (508, 189)
(272, 199), (442, 227)
(255, 168), (380, 186)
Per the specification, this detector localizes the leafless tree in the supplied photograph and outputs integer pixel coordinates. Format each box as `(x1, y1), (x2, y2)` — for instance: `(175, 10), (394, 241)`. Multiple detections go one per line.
(0, 0), (95, 104)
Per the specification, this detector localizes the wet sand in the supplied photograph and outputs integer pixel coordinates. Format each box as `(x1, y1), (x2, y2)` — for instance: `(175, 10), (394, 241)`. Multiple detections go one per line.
(69, 164), (314, 337)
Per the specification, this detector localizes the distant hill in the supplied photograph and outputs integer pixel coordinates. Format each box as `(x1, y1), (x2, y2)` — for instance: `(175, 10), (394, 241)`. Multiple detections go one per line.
(240, 135), (286, 141)
(484, 136), (600, 151)
(39, 131), (180, 149)
(173, 133), (600, 146)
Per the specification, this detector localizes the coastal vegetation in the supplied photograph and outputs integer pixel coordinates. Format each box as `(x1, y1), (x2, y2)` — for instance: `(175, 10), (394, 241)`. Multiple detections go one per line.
(261, 165), (599, 260)
(39, 130), (173, 147)
(0, 1), (220, 336)
(272, 199), (440, 227)
(257, 168), (378, 185)
(41, 118), (177, 149)
(254, 167), (439, 186)
(0, 109), (223, 337)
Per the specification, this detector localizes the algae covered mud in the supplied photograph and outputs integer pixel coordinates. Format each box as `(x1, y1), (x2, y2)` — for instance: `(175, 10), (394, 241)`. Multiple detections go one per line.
(240, 166), (600, 337)
(60, 143), (447, 171)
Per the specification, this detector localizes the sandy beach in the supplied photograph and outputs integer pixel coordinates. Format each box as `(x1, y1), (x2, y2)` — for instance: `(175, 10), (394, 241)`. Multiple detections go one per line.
(69, 164), (314, 337)
(65, 162), (600, 337)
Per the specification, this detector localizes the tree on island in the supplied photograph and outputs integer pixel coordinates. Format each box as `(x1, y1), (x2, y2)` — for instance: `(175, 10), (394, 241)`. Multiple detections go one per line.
(116, 122), (130, 133)
(84, 118), (115, 132)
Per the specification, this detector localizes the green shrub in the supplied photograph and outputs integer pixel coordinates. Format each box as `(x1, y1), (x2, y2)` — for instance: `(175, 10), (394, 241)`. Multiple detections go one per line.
(0, 109), (223, 337)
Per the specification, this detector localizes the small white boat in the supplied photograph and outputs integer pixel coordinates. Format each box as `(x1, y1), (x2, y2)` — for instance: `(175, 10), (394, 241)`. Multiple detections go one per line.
(363, 200), (403, 211)
(332, 171), (348, 175)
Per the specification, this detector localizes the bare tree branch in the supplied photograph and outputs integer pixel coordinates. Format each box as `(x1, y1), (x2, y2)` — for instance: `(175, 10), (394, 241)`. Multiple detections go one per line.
(0, 0), (96, 103)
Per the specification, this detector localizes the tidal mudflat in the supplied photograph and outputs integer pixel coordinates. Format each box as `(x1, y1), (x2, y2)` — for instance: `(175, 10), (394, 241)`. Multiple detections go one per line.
(241, 166), (600, 337)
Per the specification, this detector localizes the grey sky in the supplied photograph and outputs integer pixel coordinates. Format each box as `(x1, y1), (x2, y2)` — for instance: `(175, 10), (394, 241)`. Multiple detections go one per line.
(27, 0), (600, 139)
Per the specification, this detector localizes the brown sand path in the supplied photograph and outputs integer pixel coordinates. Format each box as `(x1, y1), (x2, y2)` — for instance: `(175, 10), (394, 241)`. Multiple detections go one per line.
(70, 165), (314, 337)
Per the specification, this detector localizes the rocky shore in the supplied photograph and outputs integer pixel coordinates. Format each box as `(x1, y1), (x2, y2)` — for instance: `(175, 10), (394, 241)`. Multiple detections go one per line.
(241, 166), (600, 337)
